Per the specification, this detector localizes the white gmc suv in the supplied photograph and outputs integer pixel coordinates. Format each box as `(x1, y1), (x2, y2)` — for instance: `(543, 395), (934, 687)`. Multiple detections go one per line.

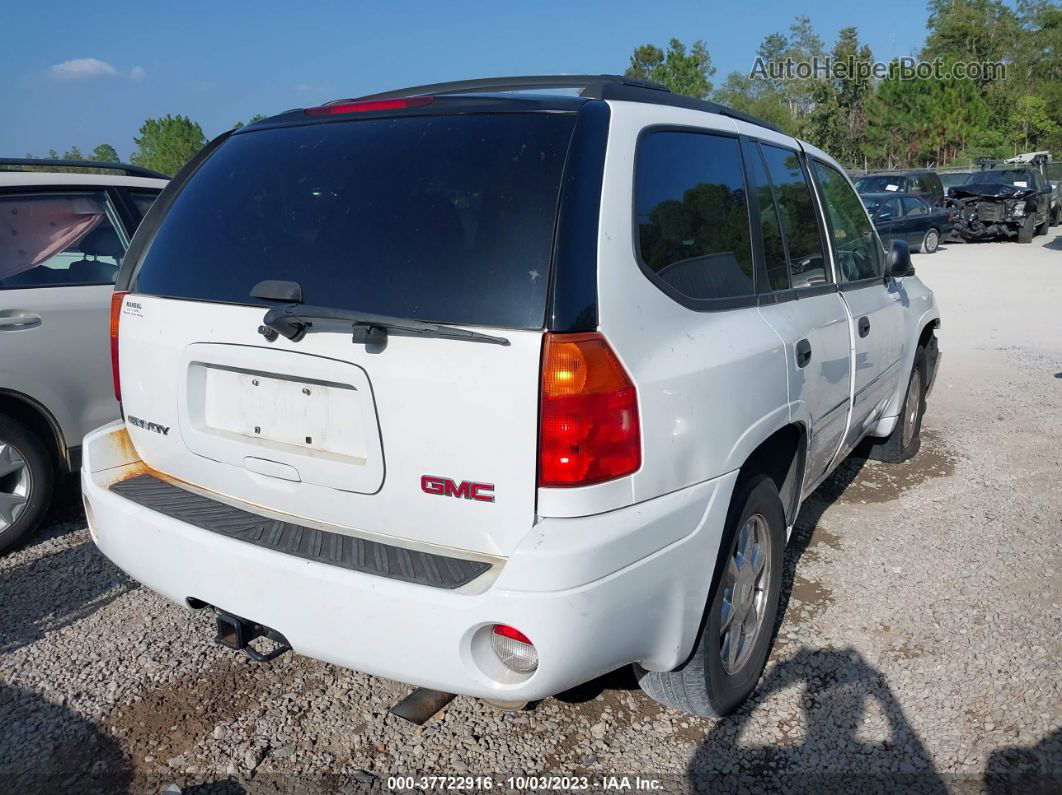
(82, 76), (941, 718)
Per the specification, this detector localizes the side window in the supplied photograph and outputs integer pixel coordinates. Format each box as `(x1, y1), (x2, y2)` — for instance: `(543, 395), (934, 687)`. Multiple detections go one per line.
(635, 131), (755, 302)
(902, 197), (927, 216)
(0, 191), (126, 288)
(812, 160), (883, 282)
(759, 144), (828, 288)
(128, 190), (161, 221)
(909, 175), (922, 192)
(880, 197), (901, 219)
(746, 144), (790, 292)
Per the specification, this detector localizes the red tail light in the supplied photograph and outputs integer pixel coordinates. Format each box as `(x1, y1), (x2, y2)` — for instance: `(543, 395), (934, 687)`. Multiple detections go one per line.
(305, 96), (433, 116)
(538, 332), (641, 488)
(110, 291), (128, 402)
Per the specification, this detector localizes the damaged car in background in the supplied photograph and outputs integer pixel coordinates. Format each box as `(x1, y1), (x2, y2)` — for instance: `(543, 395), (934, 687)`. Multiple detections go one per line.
(948, 165), (1053, 244)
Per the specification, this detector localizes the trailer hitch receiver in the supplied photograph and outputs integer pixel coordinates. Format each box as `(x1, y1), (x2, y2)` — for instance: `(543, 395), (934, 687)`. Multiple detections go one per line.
(214, 610), (291, 662)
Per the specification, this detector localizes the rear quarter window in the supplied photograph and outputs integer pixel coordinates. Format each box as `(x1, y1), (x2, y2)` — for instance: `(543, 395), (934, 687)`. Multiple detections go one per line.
(634, 130), (754, 304)
(133, 113), (577, 330)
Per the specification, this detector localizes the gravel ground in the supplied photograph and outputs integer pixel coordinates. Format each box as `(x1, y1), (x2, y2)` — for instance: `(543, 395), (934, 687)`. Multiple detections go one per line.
(2, 232), (1060, 794)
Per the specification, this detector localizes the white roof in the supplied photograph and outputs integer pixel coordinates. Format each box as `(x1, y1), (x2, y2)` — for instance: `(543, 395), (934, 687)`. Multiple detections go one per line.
(0, 171), (168, 189)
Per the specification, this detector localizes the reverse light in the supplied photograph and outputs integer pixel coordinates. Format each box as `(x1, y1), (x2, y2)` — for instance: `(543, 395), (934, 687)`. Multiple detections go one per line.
(305, 96), (433, 116)
(491, 625), (538, 673)
(538, 332), (641, 488)
(110, 291), (128, 402)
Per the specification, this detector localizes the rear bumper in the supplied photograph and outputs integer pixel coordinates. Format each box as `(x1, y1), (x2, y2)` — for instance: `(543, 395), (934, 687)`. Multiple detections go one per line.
(83, 421), (736, 701)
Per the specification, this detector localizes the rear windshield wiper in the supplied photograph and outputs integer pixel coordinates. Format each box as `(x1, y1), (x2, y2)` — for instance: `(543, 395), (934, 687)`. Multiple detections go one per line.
(259, 303), (511, 347)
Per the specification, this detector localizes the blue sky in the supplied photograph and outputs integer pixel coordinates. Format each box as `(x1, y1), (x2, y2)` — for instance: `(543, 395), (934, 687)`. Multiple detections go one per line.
(2, 0), (934, 160)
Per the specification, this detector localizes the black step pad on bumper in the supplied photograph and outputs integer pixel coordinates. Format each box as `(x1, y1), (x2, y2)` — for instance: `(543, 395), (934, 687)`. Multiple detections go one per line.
(110, 474), (491, 589)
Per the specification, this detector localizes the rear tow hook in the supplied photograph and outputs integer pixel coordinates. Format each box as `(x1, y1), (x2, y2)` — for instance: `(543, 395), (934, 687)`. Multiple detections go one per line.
(214, 610), (291, 662)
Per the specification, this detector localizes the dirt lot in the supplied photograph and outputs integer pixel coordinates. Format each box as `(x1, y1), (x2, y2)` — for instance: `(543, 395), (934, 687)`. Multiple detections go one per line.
(1, 232), (1060, 793)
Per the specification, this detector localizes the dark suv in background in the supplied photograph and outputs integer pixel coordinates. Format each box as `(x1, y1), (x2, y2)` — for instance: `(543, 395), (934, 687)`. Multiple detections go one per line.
(949, 167), (1053, 243)
(855, 170), (945, 206)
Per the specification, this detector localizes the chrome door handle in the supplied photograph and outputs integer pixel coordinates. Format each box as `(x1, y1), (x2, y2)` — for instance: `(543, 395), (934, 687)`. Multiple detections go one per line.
(0, 314), (41, 330)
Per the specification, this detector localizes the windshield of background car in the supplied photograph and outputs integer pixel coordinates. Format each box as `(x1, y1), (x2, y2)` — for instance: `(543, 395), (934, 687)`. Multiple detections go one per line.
(134, 112), (578, 329)
(939, 172), (971, 188)
(964, 170), (1033, 188)
(855, 175), (906, 193)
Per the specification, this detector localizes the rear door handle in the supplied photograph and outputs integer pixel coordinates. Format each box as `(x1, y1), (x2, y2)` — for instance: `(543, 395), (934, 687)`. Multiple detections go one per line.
(858, 316), (871, 338)
(795, 338), (812, 368)
(0, 314), (41, 330)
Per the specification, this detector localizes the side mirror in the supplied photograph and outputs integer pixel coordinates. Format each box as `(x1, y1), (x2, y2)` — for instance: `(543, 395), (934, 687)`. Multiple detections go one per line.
(886, 239), (915, 278)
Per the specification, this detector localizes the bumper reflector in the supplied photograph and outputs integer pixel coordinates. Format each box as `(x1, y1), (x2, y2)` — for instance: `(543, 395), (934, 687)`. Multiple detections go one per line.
(491, 624), (538, 673)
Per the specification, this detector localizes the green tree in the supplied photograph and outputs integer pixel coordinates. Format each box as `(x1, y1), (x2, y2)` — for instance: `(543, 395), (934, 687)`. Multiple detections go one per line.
(803, 26), (874, 164)
(1011, 1), (1062, 151)
(736, 17), (827, 135)
(130, 115), (206, 176)
(89, 143), (120, 163)
(781, 16), (826, 122)
(232, 113), (268, 130)
(923, 0), (1019, 84)
(863, 64), (991, 168)
(712, 72), (798, 134)
(625, 38), (715, 98)
(1010, 95), (1059, 150)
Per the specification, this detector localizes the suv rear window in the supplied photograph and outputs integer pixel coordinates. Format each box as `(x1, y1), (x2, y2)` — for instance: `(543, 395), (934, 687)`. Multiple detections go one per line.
(134, 113), (578, 329)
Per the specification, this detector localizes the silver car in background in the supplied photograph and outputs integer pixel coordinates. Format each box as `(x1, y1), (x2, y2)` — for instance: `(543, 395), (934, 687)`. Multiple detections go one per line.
(0, 158), (166, 552)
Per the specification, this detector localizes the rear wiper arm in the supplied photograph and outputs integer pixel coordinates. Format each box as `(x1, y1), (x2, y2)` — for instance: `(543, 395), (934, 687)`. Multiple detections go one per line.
(259, 303), (510, 347)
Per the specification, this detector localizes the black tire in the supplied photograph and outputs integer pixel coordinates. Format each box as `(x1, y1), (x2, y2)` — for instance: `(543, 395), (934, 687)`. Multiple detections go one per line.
(0, 413), (54, 555)
(1051, 206), (1060, 227)
(865, 346), (927, 464)
(920, 228), (940, 254)
(1017, 215), (1034, 244)
(634, 474), (785, 718)
(1035, 215), (1050, 236)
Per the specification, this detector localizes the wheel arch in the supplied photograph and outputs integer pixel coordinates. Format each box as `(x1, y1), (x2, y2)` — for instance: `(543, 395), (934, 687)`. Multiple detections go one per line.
(0, 389), (67, 472)
(737, 422), (807, 528)
(918, 317), (939, 349)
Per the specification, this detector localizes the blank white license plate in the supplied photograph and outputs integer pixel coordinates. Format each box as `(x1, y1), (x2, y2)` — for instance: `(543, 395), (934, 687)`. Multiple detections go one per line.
(202, 368), (367, 460)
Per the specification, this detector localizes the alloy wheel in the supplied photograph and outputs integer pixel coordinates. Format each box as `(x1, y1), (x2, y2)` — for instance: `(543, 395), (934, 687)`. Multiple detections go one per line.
(0, 441), (32, 533)
(719, 513), (772, 675)
(902, 368), (923, 448)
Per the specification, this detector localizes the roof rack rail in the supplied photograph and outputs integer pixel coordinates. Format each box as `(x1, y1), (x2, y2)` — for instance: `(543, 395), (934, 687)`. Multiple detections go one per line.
(0, 157), (168, 179)
(352, 74), (666, 102)
(350, 74), (784, 133)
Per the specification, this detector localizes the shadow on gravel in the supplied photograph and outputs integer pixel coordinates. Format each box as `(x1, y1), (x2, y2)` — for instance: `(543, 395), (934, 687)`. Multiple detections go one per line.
(984, 727), (1062, 794)
(0, 683), (132, 792)
(688, 647), (946, 793)
(554, 666), (641, 704)
(0, 540), (136, 654)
